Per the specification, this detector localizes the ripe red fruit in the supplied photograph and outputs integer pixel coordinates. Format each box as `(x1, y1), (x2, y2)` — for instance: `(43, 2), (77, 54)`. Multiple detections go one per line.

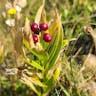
(43, 33), (52, 42)
(32, 34), (38, 43)
(31, 23), (39, 34)
(39, 23), (48, 31)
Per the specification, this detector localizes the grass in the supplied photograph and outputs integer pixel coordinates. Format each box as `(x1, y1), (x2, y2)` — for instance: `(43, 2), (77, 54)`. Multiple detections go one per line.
(0, 0), (96, 96)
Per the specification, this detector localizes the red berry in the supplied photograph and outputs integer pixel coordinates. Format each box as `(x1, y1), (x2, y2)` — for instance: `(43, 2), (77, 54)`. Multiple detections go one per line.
(39, 23), (48, 31)
(43, 33), (52, 42)
(32, 34), (38, 43)
(31, 23), (39, 34)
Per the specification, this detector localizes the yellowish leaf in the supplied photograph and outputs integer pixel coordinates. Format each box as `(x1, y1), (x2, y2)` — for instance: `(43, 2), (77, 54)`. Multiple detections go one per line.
(35, 4), (44, 24)
(54, 68), (60, 80)
(20, 74), (41, 95)
(24, 17), (30, 36)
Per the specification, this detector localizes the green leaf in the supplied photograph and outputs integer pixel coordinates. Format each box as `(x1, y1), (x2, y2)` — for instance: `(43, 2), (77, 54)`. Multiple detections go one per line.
(44, 9), (63, 75)
(23, 38), (30, 49)
(43, 76), (56, 95)
(26, 58), (44, 70)
(30, 48), (49, 61)
(23, 38), (49, 61)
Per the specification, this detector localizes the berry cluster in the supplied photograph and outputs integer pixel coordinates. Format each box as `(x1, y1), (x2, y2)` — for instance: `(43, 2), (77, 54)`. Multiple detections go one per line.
(31, 22), (52, 43)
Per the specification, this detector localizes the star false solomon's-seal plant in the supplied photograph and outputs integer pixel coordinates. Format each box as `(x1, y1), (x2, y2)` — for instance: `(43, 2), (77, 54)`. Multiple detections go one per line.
(22, 4), (63, 96)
